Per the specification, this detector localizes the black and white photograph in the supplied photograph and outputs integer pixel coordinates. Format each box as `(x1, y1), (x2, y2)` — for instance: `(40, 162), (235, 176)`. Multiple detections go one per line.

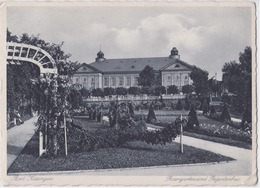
(0, 0), (257, 186)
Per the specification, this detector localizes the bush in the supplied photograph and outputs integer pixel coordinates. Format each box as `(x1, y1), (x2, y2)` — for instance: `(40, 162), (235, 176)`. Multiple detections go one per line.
(128, 102), (134, 116)
(220, 103), (231, 122)
(167, 85), (178, 95)
(209, 105), (216, 116)
(182, 84), (194, 94)
(127, 87), (140, 96)
(187, 105), (199, 129)
(176, 100), (183, 110)
(202, 98), (209, 114)
(146, 104), (156, 123)
(104, 87), (115, 96)
(241, 106), (252, 129)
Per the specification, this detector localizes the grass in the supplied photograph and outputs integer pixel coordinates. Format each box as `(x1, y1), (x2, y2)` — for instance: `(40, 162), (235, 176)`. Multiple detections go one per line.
(8, 118), (233, 173)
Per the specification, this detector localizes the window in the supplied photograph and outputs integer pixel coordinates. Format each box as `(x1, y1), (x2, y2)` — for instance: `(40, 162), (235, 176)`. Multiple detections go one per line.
(134, 76), (139, 86)
(126, 76), (131, 86)
(76, 78), (79, 82)
(104, 77), (109, 87)
(111, 77), (116, 86)
(91, 77), (95, 87)
(184, 75), (189, 85)
(167, 75), (171, 81)
(84, 78), (87, 82)
(176, 76), (179, 81)
(175, 64), (180, 68)
(118, 76), (124, 86)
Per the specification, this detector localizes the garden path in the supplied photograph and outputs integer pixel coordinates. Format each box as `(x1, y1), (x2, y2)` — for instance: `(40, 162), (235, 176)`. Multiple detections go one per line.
(65, 126), (253, 176)
(7, 116), (38, 170)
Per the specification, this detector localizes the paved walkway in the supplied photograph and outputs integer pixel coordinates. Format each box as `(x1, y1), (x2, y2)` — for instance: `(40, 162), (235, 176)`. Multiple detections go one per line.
(7, 116), (38, 169)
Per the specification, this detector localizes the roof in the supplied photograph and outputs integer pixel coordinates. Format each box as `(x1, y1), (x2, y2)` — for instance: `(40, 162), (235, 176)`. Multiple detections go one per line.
(88, 57), (193, 73)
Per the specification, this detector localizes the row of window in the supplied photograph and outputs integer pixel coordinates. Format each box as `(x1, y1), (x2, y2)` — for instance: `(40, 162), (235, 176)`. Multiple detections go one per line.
(104, 76), (138, 87)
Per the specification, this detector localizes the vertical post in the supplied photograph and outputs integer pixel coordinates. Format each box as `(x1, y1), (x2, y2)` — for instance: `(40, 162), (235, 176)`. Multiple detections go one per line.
(64, 110), (68, 156)
(180, 114), (184, 153)
(39, 131), (44, 156)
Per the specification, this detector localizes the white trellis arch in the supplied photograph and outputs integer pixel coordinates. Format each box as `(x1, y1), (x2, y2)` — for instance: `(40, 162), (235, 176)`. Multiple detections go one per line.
(6, 42), (57, 74)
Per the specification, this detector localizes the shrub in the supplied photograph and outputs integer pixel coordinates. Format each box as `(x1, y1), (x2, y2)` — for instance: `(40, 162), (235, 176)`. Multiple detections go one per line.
(220, 103), (231, 122)
(184, 97), (191, 111)
(202, 98), (209, 114)
(241, 106), (252, 129)
(209, 105), (216, 116)
(128, 102), (134, 116)
(176, 99), (183, 110)
(167, 85), (178, 95)
(127, 87), (140, 96)
(182, 84), (194, 94)
(187, 104), (199, 129)
(146, 104), (156, 123)
(104, 87), (115, 96)
(115, 87), (127, 96)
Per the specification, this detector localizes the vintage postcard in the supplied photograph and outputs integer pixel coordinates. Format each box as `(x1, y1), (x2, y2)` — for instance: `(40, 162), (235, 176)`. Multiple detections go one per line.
(0, 0), (258, 186)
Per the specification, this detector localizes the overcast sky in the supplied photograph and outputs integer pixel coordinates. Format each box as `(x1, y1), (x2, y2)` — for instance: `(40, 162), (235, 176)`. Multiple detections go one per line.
(7, 5), (253, 79)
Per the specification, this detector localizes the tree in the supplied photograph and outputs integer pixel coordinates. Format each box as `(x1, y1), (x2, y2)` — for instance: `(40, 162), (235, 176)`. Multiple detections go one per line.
(146, 103), (156, 123)
(92, 88), (104, 97)
(182, 84), (195, 94)
(138, 65), (155, 87)
(80, 88), (90, 98)
(141, 86), (154, 95)
(167, 85), (178, 95)
(220, 103), (231, 122)
(104, 87), (115, 96)
(127, 87), (140, 96)
(115, 87), (127, 96)
(184, 95), (191, 111)
(154, 86), (166, 96)
(202, 98), (209, 114)
(187, 104), (199, 129)
(190, 66), (209, 97)
(67, 89), (83, 109)
(222, 47), (252, 111)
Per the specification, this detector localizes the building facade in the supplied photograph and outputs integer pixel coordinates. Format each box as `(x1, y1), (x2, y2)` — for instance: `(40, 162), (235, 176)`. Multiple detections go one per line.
(72, 47), (193, 90)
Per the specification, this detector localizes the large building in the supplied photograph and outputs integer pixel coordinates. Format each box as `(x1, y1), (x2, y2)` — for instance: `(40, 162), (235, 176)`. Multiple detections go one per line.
(72, 47), (193, 90)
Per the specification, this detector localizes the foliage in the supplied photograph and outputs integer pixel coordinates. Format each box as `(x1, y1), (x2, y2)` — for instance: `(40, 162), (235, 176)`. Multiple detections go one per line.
(222, 47), (252, 110)
(202, 98), (209, 114)
(146, 104), (156, 123)
(167, 85), (178, 95)
(127, 87), (140, 96)
(187, 105), (199, 129)
(190, 66), (209, 97)
(241, 105), (252, 129)
(115, 87), (128, 96)
(138, 65), (155, 87)
(92, 88), (104, 97)
(176, 100), (183, 110)
(128, 102), (135, 116)
(209, 105), (216, 116)
(182, 84), (195, 94)
(67, 89), (83, 109)
(141, 86), (154, 95)
(103, 87), (115, 96)
(80, 88), (90, 98)
(154, 86), (166, 96)
(220, 103), (231, 122)
(184, 95), (191, 111)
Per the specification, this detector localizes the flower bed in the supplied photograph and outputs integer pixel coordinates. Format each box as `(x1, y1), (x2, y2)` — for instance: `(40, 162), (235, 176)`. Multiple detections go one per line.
(154, 115), (252, 144)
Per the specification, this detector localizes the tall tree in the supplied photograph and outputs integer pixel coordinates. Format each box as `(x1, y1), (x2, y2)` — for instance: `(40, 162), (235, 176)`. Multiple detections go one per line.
(190, 66), (209, 98)
(222, 47), (252, 111)
(138, 65), (155, 87)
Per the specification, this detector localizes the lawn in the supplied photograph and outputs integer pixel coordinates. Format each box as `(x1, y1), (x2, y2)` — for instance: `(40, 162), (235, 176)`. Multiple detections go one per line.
(8, 118), (233, 173)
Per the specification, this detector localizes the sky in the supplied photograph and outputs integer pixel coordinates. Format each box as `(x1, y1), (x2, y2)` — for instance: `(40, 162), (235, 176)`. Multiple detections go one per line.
(7, 5), (253, 79)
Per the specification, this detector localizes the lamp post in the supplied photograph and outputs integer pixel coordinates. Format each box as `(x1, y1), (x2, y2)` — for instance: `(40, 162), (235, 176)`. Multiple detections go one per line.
(180, 114), (184, 154)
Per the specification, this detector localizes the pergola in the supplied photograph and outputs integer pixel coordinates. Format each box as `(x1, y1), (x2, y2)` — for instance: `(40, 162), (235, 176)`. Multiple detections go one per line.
(6, 42), (57, 74)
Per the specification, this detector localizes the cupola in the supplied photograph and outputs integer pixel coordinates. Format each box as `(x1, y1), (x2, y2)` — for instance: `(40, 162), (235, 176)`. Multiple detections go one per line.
(96, 50), (106, 62)
(169, 47), (180, 59)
